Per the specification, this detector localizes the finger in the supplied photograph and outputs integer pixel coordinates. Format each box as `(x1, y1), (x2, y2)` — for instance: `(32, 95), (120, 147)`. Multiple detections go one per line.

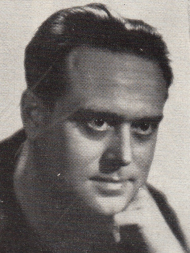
(114, 187), (146, 226)
(114, 205), (142, 226)
(132, 185), (155, 208)
(114, 186), (156, 226)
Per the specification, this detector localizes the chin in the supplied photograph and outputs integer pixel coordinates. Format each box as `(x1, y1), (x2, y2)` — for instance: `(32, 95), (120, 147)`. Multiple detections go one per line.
(90, 195), (130, 216)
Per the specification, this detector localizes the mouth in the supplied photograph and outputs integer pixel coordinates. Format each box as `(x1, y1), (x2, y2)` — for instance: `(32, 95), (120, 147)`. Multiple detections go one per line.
(90, 175), (135, 183)
(90, 176), (135, 195)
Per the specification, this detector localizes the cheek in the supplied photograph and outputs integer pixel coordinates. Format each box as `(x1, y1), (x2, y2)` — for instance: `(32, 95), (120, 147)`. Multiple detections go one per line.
(133, 137), (157, 174)
(59, 123), (107, 171)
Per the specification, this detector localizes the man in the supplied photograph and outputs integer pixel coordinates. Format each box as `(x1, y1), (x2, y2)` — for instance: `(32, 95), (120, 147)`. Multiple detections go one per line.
(0, 3), (188, 253)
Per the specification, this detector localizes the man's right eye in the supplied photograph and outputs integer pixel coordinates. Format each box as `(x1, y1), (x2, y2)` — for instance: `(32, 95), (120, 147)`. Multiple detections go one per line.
(87, 118), (111, 132)
(69, 111), (117, 133)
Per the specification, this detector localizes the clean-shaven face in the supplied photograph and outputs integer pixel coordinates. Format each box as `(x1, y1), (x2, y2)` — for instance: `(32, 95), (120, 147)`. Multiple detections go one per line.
(37, 47), (167, 216)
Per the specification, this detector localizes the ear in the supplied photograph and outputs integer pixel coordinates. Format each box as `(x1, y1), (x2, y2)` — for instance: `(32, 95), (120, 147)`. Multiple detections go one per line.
(21, 90), (51, 139)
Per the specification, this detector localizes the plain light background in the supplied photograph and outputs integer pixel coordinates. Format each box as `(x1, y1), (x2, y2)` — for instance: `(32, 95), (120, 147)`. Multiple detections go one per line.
(1, 0), (190, 243)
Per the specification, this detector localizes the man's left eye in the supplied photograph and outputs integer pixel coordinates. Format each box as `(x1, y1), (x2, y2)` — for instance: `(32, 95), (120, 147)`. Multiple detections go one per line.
(131, 122), (157, 136)
(87, 118), (111, 132)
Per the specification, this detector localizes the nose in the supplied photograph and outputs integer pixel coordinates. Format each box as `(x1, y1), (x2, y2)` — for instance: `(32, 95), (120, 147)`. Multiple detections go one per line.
(100, 123), (132, 173)
(118, 123), (132, 165)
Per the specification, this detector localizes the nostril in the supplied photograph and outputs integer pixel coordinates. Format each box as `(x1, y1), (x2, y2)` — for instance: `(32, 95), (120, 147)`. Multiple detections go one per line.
(99, 158), (129, 174)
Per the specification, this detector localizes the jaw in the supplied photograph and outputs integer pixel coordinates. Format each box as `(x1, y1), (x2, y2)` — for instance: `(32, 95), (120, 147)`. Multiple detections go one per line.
(75, 178), (138, 217)
(92, 195), (131, 215)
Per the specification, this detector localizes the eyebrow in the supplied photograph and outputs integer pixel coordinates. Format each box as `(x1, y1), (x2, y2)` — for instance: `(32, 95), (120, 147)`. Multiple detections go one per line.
(71, 108), (164, 123)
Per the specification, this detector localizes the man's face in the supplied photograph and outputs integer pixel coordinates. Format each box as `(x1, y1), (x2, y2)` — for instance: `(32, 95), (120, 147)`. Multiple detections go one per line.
(38, 47), (167, 216)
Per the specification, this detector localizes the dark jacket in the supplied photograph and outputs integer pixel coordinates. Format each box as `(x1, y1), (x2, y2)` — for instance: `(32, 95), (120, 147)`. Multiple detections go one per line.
(0, 130), (188, 252)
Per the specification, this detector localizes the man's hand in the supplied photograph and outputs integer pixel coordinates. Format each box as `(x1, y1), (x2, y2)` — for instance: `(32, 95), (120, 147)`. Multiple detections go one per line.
(114, 186), (185, 253)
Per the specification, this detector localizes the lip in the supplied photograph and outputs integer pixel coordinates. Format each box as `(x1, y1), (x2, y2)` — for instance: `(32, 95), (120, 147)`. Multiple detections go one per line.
(90, 175), (135, 183)
(90, 175), (135, 196)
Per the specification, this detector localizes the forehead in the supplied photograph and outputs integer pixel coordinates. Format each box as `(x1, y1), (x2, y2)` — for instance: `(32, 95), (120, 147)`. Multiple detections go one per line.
(55, 46), (167, 119)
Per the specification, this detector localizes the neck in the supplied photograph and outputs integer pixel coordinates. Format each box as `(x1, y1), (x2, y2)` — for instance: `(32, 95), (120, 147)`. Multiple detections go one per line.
(14, 141), (115, 251)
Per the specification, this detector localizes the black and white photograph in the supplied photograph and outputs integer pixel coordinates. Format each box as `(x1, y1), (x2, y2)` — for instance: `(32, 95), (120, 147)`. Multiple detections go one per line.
(0, 1), (190, 252)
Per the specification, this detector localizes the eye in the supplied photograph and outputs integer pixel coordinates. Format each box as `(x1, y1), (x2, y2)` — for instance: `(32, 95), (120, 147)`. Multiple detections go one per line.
(87, 118), (111, 132)
(131, 121), (158, 136)
(69, 110), (121, 133)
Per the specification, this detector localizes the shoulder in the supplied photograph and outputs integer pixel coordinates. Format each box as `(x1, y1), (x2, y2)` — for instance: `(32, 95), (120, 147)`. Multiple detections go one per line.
(0, 129), (26, 158)
(0, 130), (26, 234)
(0, 129), (26, 198)
(0, 129), (26, 168)
(147, 183), (179, 222)
(0, 131), (47, 252)
(147, 183), (188, 251)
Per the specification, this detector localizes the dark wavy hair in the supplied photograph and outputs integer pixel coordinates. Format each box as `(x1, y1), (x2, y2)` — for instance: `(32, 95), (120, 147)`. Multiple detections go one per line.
(25, 3), (173, 105)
